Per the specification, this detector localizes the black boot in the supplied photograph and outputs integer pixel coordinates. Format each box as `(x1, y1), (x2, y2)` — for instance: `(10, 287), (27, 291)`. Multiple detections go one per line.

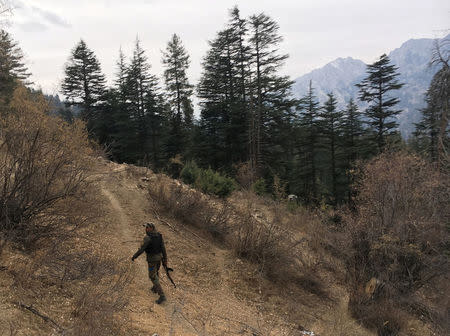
(155, 295), (166, 304)
(154, 284), (166, 304)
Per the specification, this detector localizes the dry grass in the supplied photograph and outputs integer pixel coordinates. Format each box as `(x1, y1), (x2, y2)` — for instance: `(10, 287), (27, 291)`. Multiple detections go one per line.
(0, 86), (133, 336)
(147, 173), (332, 304)
(0, 86), (92, 248)
(337, 152), (449, 335)
(148, 174), (232, 241)
(146, 152), (448, 336)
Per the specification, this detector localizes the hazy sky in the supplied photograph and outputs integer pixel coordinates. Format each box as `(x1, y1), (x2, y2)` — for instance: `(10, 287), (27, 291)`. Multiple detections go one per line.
(5, 0), (450, 95)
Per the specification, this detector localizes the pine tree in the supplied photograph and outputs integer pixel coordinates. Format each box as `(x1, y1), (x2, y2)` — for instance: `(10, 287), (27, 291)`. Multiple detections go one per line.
(107, 48), (136, 162)
(61, 39), (106, 129)
(296, 81), (320, 202)
(197, 29), (231, 169)
(125, 38), (165, 166)
(341, 98), (365, 202)
(356, 54), (404, 153)
(162, 34), (194, 158)
(248, 12), (295, 176)
(115, 48), (128, 102)
(414, 89), (440, 162)
(415, 59), (449, 165)
(227, 7), (252, 165)
(341, 98), (364, 161)
(197, 8), (295, 181)
(0, 29), (30, 101)
(319, 92), (343, 203)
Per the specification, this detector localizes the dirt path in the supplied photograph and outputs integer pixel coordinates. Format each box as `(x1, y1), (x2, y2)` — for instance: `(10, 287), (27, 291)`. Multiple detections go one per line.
(96, 164), (293, 335)
(100, 182), (187, 335)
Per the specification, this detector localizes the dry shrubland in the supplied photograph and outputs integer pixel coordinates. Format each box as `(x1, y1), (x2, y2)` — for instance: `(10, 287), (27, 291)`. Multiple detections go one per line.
(0, 86), (131, 335)
(148, 151), (449, 336)
(0, 86), (92, 247)
(147, 173), (330, 302)
(338, 152), (449, 335)
(147, 175), (232, 241)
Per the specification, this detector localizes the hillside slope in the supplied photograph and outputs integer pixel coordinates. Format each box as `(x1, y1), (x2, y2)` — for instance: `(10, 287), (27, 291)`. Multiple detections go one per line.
(7, 157), (428, 335)
(0, 159), (343, 335)
(97, 161), (294, 335)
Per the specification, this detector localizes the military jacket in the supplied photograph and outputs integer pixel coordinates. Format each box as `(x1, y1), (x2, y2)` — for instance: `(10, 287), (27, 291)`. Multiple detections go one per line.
(133, 231), (167, 263)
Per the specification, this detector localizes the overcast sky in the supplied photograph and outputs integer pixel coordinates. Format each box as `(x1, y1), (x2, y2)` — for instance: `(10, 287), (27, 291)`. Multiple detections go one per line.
(5, 0), (450, 95)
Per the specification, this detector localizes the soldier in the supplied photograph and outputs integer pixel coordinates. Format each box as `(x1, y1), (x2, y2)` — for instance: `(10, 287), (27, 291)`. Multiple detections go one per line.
(131, 222), (168, 304)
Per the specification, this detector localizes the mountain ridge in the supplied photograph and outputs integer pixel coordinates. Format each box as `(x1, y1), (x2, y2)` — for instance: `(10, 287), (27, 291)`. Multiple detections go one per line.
(292, 35), (448, 138)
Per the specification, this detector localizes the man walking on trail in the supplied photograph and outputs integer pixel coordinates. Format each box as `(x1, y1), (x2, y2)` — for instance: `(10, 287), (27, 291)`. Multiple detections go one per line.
(131, 222), (168, 304)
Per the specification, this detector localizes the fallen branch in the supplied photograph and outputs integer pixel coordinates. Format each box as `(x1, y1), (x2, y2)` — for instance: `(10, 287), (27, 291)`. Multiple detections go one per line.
(154, 210), (209, 247)
(15, 302), (64, 332)
(121, 240), (141, 244)
(153, 211), (178, 232)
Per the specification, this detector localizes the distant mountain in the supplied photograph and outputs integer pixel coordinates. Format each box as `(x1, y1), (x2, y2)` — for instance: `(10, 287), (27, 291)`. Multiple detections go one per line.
(292, 35), (447, 138)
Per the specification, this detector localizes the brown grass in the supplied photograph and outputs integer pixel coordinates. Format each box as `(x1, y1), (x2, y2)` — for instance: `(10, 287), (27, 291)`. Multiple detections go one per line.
(338, 152), (449, 335)
(148, 174), (231, 241)
(147, 173), (332, 304)
(0, 86), (132, 335)
(0, 86), (92, 248)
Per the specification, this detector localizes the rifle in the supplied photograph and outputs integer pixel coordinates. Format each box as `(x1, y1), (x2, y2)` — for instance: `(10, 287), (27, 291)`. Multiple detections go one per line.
(164, 265), (176, 288)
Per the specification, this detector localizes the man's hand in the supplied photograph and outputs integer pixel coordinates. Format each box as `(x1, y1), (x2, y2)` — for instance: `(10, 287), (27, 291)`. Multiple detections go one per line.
(131, 256), (136, 262)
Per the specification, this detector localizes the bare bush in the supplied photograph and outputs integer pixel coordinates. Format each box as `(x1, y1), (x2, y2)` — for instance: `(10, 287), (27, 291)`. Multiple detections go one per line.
(149, 176), (296, 279)
(69, 260), (131, 336)
(148, 176), (331, 301)
(234, 161), (256, 189)
(233, 203), (291, 279)
(8, 245), (132, 336)
(0, 87), (132, 335)
(3, 180), (132, 335)
(341, 152), (449, 335)
(148, 175), (231, 240)
(0, 86), (92, 247)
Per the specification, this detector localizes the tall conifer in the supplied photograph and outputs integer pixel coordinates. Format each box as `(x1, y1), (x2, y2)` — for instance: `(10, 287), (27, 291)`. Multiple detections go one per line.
(356, 54), (403, 152)
(341, 98), (364, 202)
(248, 12), (295, 176)
(296, 81), (320, 202)
(319, 93), (343, 203)
(0, 29), (30, 101)
(125, 38), (164, 166)
(61, 39), (106, 129)
(162, 34), (193, 158)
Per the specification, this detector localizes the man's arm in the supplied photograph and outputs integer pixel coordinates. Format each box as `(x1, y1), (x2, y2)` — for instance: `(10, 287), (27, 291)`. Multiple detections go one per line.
(132, 236), (151, 261)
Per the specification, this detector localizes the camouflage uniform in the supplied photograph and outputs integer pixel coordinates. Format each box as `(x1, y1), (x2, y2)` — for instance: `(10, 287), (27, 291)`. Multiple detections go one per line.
(132, 229), (168, 302)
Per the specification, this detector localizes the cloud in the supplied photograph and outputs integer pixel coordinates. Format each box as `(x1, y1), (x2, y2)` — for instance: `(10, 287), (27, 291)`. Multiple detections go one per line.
(13, 0), (70, 30)
(17, 21), (48, 32)
(31, 6), (70, 28)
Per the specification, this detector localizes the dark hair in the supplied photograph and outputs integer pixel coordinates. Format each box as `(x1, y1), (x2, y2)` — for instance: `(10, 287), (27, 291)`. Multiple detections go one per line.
(144, 222), (155, 230)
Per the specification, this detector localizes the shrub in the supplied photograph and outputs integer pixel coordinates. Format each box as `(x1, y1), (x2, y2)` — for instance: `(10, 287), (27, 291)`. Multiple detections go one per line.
(181, 162), (236, 198)
(195, 168), (236, 198)
(234, 161), (256, 189)
(0, 86), (131, 335)
(341, 152), (449, 335)
(180, 160), (200, 184)
(0, 86), (92, 246)
(252, 178), (267, 196)
(148, 175), (231, 240)
(234, 211), (288, 275)
(166, 154), (184, 178)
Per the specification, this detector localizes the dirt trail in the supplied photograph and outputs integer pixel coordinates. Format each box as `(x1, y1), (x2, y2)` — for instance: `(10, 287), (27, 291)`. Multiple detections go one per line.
(97, 163), (290, 335)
